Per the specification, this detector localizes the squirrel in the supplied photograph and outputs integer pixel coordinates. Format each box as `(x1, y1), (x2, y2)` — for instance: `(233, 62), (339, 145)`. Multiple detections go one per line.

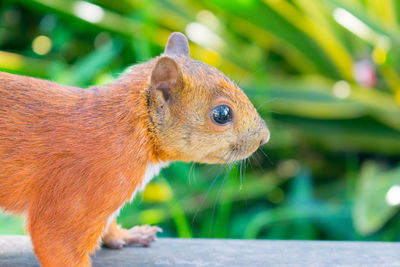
(0, 32), (269, 266)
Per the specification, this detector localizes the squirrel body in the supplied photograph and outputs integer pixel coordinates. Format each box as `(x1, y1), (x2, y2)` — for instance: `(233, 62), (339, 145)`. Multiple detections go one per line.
(0, 33), (269, 266)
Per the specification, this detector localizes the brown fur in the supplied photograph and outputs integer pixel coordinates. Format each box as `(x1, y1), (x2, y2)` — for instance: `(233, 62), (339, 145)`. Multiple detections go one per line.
(0, 33), (269, 266)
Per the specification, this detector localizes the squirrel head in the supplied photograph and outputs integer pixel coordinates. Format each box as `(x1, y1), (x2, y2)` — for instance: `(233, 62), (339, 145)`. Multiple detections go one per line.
(146, 32), (269, 164)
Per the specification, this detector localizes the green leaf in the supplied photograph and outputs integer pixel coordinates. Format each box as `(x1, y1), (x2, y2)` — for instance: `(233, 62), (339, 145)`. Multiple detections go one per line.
(327, 0), (400, 43)
(207, 0), (341, 78)
(353, 161), (400, 235)
(55, 38), (123, 86)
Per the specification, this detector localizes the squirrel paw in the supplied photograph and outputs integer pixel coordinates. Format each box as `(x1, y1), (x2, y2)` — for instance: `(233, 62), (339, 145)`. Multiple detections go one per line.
(126, 225), (163, 247)
(103, 224), (162, 249)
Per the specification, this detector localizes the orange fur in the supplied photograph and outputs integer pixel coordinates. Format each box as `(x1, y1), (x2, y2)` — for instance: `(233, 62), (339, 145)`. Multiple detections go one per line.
(0, 67), (155, 266)
(0, 32), (269, 266)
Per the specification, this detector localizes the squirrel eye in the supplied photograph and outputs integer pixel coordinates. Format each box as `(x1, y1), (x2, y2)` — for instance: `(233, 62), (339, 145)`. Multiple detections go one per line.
(211, 105), (233, 125)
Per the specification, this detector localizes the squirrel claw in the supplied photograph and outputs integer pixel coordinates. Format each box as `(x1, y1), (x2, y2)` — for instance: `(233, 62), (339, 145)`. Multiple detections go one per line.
(106, 240), (124, 249)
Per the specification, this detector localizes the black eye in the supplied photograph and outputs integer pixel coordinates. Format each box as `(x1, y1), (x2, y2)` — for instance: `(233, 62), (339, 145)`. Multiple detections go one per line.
(211, 105), (233, 125)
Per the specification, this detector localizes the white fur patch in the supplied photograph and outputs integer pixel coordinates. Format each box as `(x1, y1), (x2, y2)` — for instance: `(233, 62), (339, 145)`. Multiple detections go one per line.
(129, 160), (170, 202)
(139, 161), (170, 191)
(104, 161), (170, 233)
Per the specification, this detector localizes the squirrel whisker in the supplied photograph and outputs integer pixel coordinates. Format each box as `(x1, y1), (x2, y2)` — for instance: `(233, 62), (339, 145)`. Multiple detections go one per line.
(191, 148), (237, 226)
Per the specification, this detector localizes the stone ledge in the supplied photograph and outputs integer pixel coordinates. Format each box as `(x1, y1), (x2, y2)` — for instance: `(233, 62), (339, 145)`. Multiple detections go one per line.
(0, 235), (400, 266)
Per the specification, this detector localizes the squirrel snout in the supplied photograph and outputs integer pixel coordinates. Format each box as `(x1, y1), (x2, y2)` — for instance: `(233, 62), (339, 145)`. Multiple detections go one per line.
(259, 122), (270, 147)
(259, 137), (268, 147)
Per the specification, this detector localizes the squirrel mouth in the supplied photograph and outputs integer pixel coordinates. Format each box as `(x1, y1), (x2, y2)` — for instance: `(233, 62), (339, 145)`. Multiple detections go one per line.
(207, 147), (247, 164)
(200, 142), (260, 164)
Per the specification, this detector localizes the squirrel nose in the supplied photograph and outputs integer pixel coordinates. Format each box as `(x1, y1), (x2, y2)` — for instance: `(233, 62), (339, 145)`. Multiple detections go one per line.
(259, 122), (270, 147)
(259, 137), (267, 147)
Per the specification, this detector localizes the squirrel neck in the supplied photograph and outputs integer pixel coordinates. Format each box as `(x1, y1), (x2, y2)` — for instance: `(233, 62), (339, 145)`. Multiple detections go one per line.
(92, 60), (168, 164)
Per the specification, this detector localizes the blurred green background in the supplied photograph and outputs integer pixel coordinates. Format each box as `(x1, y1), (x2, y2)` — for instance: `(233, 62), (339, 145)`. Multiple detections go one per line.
(1, 0), (400, 241)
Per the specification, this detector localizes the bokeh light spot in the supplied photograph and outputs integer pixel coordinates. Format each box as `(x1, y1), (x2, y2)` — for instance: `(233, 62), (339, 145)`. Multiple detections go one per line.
(196, 10), (222, 32)
(277, 159), (300, 178)
(333, 8), (374, 41)
(353, 60), (376, 87)
(333, 80), (351, 99)
(32, 35), (52, 55)
(143, 182), (173, 203)
(372, 47), (387, 65)
(386, 185), (400, 206)
(74, 1), (104, 23)
(185, 22), (223, 50)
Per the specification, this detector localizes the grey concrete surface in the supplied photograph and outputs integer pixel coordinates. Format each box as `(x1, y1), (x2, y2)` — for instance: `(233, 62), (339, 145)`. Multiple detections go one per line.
(0, 235), (399, 266)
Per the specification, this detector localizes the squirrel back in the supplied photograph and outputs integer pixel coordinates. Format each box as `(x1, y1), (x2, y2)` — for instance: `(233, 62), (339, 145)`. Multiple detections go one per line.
(0, 65), (152, 213)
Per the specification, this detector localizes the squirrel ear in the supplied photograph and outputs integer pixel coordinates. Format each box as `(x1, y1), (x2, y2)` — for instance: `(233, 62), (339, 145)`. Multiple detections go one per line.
(164, 32), (190, 57)
(151, 57), (181, 102)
